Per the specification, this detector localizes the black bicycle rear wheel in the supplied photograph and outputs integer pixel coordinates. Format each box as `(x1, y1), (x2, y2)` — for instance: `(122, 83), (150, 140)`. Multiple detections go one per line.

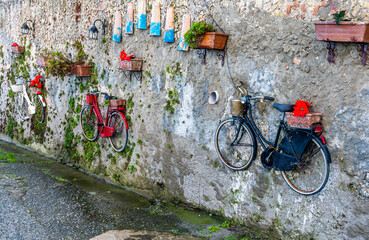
(282, 134), (330, 196)
(215, 118), (257, 170)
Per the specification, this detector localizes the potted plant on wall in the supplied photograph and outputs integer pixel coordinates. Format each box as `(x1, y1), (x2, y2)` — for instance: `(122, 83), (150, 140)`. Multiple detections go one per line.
(11, 43), (25, 54)
(119, 50), (143, 71)
(314, 1), (369, 43)
(314, 0), (369, 65)
(184, 21), (228, 50)
(71, 41), (93, 77)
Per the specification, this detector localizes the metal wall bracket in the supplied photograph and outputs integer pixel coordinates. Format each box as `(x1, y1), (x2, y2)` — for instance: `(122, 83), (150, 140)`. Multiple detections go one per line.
(122, 70), (142, 83)
(197, 48), (226, 66)
(197, 49), (207, 65)
(216, 49), (226, 67)
(326, 42), (335, 63)
(357, 43), (369, 66)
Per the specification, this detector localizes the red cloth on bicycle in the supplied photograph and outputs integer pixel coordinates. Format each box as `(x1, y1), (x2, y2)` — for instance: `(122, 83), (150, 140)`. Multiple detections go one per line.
(120, 50), (134, 61)
(11, 43), (18, 47)
(293, 100), (311, 117)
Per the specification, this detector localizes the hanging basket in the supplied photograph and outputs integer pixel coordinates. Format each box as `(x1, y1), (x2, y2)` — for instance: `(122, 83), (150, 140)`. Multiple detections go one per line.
(286, 112), (322, 129)
(230, 99), (244, 116)
(36, 57), (51, 67)
(196, 32), (228, 50)
(314, 21), (369, 42)
(11, 46), (25, 54)
(119, 59), (143, 71)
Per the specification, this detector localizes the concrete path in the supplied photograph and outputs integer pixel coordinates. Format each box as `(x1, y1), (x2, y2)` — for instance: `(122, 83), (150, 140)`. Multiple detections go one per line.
(0, 140), (263, 240)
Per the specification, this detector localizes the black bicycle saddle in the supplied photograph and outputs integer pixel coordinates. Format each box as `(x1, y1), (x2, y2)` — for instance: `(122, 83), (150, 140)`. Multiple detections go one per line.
(273, 103), (294, 112)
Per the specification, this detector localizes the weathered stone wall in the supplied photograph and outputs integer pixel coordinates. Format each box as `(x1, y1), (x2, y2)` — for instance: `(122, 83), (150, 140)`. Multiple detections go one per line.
(0, 0), (368, 239)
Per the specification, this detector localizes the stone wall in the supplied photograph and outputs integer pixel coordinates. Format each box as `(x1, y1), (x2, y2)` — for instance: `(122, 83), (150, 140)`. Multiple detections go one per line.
(0, 0), (368, 239)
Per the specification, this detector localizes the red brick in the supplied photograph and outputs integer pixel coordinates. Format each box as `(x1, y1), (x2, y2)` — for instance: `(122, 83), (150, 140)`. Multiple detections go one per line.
(287, 5), (291, 15)
(313, 5), (320, 16)
(301, 4), (306, 12)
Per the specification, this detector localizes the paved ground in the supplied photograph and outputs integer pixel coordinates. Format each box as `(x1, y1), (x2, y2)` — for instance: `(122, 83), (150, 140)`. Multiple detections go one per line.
(0, 140), (267, 240)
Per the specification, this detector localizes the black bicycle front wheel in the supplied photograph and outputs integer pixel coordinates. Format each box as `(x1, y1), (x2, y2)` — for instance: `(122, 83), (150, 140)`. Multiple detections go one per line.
(215, 118), (257, 171)
(80, 105), (99, 141)
(282, 134), (330, 196)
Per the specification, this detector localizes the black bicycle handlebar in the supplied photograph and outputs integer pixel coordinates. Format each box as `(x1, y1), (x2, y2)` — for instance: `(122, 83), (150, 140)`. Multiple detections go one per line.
(264, 96), (275, 101)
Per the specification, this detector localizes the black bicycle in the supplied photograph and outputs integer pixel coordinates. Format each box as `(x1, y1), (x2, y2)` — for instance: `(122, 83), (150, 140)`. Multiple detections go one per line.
(215, 86), (331, 196)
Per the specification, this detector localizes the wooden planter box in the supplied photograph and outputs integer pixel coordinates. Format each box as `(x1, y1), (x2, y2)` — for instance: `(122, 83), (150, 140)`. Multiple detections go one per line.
(71, 64), (92, 76)
(36, 57), (51, 67)
(11, 46), (25, 54)
(314, 21), (369, 42)
(286, 112), (322, 129)
(196, 32), (229, 50)
(119, 59), (143, 71)
(110, 99), (126, 111)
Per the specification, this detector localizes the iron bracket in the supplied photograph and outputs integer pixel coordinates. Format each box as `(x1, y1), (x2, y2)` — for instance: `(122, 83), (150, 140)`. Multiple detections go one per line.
(357, 43), (369, 66)
(326, 42), (335, 63)
(122, 70), (142, 83)
(216, 49), (226, 67)
(197, 49), (207, 65)
(197, 48), (226, 66)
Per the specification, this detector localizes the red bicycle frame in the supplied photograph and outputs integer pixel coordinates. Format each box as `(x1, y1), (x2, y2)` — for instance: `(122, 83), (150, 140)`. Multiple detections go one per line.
(86, 94), (129, 138)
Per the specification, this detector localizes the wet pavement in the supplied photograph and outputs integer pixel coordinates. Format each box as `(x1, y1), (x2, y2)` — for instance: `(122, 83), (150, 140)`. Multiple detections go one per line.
(0, 140), (268, 240)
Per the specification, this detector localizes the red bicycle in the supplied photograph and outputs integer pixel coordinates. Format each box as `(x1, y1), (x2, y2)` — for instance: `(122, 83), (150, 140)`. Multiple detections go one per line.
(80, 91), (129, 152)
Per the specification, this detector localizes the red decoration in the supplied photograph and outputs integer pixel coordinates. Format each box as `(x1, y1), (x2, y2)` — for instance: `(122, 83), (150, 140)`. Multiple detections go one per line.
(30, 75), (43, 89)
(120, 50), (135, 61)
(293, 100), (311, 117)
(11, 43), (19, 47)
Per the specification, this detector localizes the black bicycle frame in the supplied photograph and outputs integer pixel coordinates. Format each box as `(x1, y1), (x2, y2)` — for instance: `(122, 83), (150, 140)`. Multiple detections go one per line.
(240, 100), (301, 158)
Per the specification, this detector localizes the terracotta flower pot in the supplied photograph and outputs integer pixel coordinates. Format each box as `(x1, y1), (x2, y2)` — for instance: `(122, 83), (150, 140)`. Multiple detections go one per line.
(110, 99), (126, 111)
(286, 112), (322, 129)
(36, 57), (51, 67)
(73, 65), (92, 76)
(196, 32), (229, 50)
(11, 46), (25, 53)
(314, 21), (369, 42)
(119, 59), (143, 71)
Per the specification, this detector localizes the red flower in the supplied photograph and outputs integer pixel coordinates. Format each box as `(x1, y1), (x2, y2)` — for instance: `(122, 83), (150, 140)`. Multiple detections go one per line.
(30, 75), (43, 89)
(11, 43), (19, 47)
(34, 75), (43, 81)
(293, 100), (311, 117)
(120, 50), (135, 61)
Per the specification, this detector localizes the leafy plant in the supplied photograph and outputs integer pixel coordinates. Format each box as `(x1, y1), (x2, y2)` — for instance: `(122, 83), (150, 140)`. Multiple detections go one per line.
(184, 21), (214, 48)
(44, 50), (73, 77)
(333, 10), (349, 24)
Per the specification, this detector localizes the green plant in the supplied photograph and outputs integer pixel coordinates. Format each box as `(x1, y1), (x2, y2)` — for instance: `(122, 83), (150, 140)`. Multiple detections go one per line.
(333, 10), (349, 24)
(184, 21), (214, 48)
(44, 50), (73, 77)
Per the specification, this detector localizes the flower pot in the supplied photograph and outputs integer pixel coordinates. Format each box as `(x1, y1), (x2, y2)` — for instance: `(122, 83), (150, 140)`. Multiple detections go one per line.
(73, 65), (92, 76)
(11, 46), (25, 53)
(36, 57), (51, 67)
(110, 99), (126, 111)
(119, 59), (143, 71)
(286, 112), (322, 129)
(314, 21), (369, 42)
(196, 32), (229, 50)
